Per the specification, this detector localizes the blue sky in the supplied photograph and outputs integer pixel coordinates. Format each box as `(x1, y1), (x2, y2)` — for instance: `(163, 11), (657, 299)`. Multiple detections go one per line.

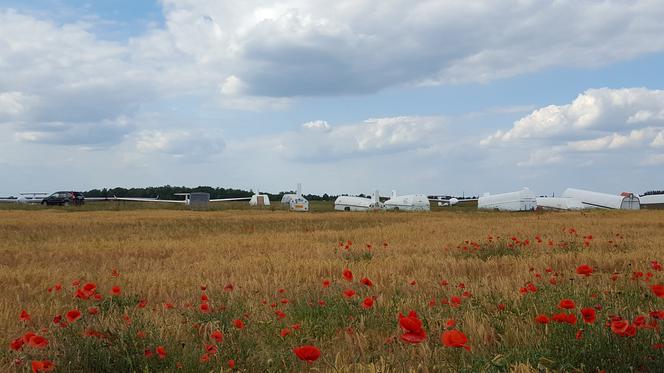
(1, 1), (663, 197)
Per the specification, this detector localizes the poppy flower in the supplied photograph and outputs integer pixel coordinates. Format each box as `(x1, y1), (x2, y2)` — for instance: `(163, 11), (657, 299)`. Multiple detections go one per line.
(581, 308), (596, 324)
(450, 296), (462, 307)
(652, 261), (662, 271)
(399, 311), (423, 332)
(201, 293), (209, 302)
(611, 319), (630, 334)
(400, 329), (427, 344)
(22, 332), (36, 344)
(441, 330), (471, 351)
(233, 319), (245, 329)
(66, 309), (82, 323)
(200, 303), (211, 313)
(110, 286), (121, 296)
(211, 330), (223, 343)
(224, 283), (234, 292)
(228, 359), (235, 369)
(199, 353), (209, 363)
(144, 349), (153, 358)
(497, 304), (506, 312)
(535, 314), (549, 324)
(360, 277), (373, 287)
(87, 307), (99, 315)
(576, 264), (593, 277)
(293, 345), (321, 363)
(322, 279), (331, 288)
(446, 319), (456, 328)
(342, 289), (356, 298)
(342, 269), (353, 282)
(558, 299), (576, 309)
(576, 329), (584, 340)
(10, 338), (24, 351)
(136, 330), (146, 339)
(205, 344), (218, 355)
(280, 327), (291, 337)
(361, 297), (374, 309)
(20, 310), (30, 322)
(650, 284), (664, 298)
(156, 346), (166, 359)
(31, 360), (55, 372)
(275, 310), (287, 319)
(111, 268), (120, 277)
(28, 335), (48, 348)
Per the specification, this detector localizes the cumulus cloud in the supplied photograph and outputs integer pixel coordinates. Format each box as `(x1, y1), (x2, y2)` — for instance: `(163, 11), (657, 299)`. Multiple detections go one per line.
(135, 130), (225, 159)
(483, 87), (664, 166)
(276, 116), (444, 161)
(157, 0), (664, 96)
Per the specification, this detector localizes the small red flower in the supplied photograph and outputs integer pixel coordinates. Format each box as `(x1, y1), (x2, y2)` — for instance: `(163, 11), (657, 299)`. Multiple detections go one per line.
(441, 330), (471, 351)
(87, 307), (99, 315)
(228, 359), (235, 369)
(535, 314), (550, 324)
(581, 308), (596, 324)
(360, 277), (373, 287)
(10, 337), (25, 351)
(110, 286), (121, 296)
(28, 335), (48, 348)
(293, 345), (321, 363)
(342, 289), (356, 298)
(280, 327), (291, 337)
(66, 309), (82, 323)
(200, 303), (211, 313)
(361, 297), (374, 309)
(20, 310), (30, 322)
(558, 299), (576, 309)
(576, 264), (593, 277)
(224, 283), (234, 292)
(156, 346), (166, 359)
(233, 319), (245, 329)
(31, 360), (55, 372)
(210, 329), (223, 343)
(342, 268), (353, 282)
(322, 279), (331, 288)
(650, 284), (664, 298)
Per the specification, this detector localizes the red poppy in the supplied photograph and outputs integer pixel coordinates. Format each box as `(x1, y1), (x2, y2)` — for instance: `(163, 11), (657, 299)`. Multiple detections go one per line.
(228, 359), (235, 369)
(360, 277), (373, 287)
(20, 310), (30, 322)
(211, 330), (223, 343)
(650, 284), (664, 298)
(610, 319), (629, 334)
(322, 279), (331, 288)
(342, 289), (356, 298)
(441, 330), (471, 351)
(199, 353), (209, 363)
(293, 345), (321, 363)
(361, 297), (374, 309)
(497, 303), (506, 312)
(576, 264), (593, 277)
(446, 319), (456, 328)
(66, 309), (82, 323)
(201, 293), (209, 302)
(22, 332), (36, 344)
(233, 319), (245, 329)
(224, 283), (234, 292)
(200, 303), (211, 313)
(31, 360), (55, 372)
(576, 329), (584, 340)
(280, 327), (291, 337)
(156, 346), (166, 359)
(205, 344), (218, 355)
(111, 268), (120, 277)
(138, 299), (147, 308)
(652, 261), (662, 271)
(535, 314), (549, 324)
(581, 308), (596, 324)
(28, 335), (48, 348)
(144, 349), (153, 358)
(110, 286), (121, 296)
(558, 299), (576, 309)
(87, 307), (99, 315)
(10, 337), (24, 351)
(450, 296), (462, 307)
(275, 310), (287, 319)
(342, 269), (353, 282)
(399, 311), (423, 332)
(136, 330), (146, 339)
(400, 329), (427, 344)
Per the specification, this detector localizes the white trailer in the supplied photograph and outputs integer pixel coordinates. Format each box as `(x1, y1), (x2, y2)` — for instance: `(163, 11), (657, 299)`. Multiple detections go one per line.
(536, 197), (585, 210)
(561, 188), (640, 210)
(477, 188), (537, 211)
(288, 183), (309, 212)
(335, 191), (382, 211)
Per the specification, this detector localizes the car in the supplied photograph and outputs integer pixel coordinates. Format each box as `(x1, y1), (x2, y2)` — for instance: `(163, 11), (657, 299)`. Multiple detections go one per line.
(41, 191), (85, 206)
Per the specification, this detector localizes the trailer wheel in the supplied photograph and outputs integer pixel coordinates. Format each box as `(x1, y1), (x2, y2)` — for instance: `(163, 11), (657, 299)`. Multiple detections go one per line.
(344, 207), (350, 211)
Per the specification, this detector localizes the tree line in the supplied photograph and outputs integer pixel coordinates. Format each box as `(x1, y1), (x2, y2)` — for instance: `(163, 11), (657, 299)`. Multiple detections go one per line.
(84, 186), (338, 201)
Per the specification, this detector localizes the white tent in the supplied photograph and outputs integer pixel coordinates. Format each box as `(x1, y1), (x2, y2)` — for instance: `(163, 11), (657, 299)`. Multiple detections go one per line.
(562, 188), (640, 210)
(478, 188), (537, 211)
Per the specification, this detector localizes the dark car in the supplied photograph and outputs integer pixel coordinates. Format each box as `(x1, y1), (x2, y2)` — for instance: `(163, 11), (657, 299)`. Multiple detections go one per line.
(41, 191), (85, 206)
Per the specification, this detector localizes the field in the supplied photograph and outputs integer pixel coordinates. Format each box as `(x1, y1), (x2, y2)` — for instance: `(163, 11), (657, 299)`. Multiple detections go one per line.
(1, 205), (664, 372)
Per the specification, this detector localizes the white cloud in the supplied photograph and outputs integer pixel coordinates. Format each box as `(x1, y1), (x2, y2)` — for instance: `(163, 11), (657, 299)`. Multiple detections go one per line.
(276, 116), (444, 161)
(135, 129), (225, 158)
(483, 87), (664, 166)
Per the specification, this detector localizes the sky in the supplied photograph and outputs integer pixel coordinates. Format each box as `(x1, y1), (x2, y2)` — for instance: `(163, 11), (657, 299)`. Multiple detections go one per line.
(1, 0), (663, 197)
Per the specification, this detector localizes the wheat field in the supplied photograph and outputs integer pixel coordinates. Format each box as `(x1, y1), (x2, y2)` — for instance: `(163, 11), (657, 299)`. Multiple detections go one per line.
(2, 206), (664, 372)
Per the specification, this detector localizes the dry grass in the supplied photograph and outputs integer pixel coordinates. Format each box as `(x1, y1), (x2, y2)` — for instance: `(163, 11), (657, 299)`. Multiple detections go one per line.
(2, 207), (664, 372)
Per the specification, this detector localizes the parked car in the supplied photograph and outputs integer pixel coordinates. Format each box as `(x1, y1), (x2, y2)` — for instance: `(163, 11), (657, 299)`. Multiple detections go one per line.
(41, 191), (85, 206)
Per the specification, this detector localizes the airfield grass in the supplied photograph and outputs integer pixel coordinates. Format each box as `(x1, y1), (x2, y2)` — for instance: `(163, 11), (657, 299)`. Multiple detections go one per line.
(1, 205), (663, 372)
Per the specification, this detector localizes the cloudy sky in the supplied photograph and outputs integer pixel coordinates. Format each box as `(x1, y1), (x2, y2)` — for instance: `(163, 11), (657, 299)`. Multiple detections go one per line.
(1, 0), (663, 197)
